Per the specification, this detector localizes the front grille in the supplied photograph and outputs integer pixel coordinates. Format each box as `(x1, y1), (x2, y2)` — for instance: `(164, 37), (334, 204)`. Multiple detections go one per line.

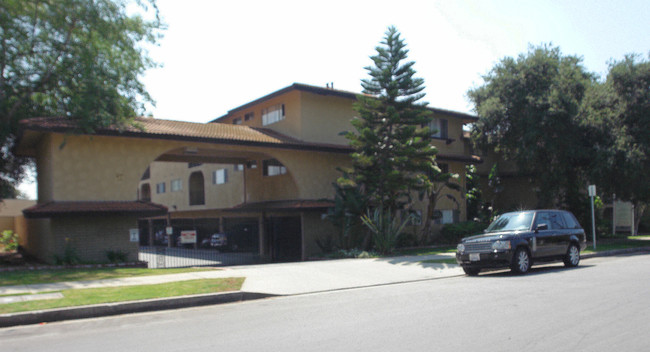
(464, 242), (492, 253)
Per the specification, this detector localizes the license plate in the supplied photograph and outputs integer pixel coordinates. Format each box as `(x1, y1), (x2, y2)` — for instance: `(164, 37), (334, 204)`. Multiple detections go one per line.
(469, 253), (480, 261)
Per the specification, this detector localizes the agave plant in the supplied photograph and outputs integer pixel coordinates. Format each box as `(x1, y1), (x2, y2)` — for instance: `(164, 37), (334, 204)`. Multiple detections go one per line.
(361, 207), (413, 254)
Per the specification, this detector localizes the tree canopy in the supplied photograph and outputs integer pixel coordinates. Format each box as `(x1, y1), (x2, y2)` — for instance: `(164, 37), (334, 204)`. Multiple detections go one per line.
(468, 44), (595, 209)
(339, 26), (436, 213)
(580, 54), (650, 232)
(0, 0), (164, 198)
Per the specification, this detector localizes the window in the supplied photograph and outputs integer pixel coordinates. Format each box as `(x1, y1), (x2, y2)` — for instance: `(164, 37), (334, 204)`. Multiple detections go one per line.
(213, 169), (228, 184)
(233, 164), (244, 172)
(188, 162), (202, 168)
(562, 212), (581, 229)
(233, 117), (242, 125)
(409, 210), (422, 226)
(428, 118), (448, 139)
(189, 172), (205, 206)
(263, 159), (287, 176)
(244, 112), (254, 121)
(247, 161), (257, 169)
(434, 210), (459, 225)
(156, 182), (166, 194)
(262, 104), (285, 126)
(171, 179), (182, 192)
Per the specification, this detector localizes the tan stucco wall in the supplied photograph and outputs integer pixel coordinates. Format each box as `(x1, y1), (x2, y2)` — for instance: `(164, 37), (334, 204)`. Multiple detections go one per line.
(0, 217), (14, 233)
(300, 91), (356, 145)
(21, 218), (52, 262)
(46, 216), (139, 264)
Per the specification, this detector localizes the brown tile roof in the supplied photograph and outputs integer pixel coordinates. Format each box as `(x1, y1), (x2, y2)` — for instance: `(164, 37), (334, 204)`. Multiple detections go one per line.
(19, 117), (352, 153)
(23, 201), (168, 218)
(213, 83), (479, 122)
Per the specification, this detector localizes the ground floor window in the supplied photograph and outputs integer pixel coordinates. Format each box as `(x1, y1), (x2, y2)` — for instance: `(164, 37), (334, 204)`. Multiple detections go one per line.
(263, 159), (287, 176)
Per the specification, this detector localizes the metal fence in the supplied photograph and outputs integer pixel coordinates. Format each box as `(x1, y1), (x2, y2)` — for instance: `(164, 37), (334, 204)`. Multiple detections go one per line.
(138, 246), (261, 268)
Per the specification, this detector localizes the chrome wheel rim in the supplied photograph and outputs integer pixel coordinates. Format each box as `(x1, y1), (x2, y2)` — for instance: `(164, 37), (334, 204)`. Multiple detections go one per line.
(569, 246), (580, 265)
(518, 251), (529, 272)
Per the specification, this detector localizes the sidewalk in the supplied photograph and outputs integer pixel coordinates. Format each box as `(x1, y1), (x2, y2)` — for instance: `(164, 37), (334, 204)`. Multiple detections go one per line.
(2, 249), (649, 327)
(0, 253), (461, 296)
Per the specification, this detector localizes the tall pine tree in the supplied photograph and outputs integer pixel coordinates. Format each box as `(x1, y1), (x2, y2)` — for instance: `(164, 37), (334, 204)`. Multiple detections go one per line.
(339, 26), (436, 213)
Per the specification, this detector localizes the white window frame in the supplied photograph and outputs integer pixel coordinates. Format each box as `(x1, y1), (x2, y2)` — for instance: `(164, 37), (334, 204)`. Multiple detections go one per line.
(428, 118), (448, 139)
(170, 179), (182, 192)
(262, 104), (285, 126)
(156, 182), (166, 194)
(213, 169), (228, 185)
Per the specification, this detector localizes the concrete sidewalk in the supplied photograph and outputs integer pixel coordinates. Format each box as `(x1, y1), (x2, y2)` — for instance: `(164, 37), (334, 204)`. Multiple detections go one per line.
(2, 249), (649, 328)
(0, 253), (460, 296)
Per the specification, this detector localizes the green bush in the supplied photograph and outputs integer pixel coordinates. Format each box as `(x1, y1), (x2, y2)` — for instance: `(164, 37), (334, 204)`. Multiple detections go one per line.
(106, 250), (129, 263)
(1, 230), (19, 251)
(439, 221), (488, 244)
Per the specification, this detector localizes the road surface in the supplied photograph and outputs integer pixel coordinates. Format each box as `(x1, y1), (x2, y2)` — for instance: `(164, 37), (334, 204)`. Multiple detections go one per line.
(2, 254), (649, 351)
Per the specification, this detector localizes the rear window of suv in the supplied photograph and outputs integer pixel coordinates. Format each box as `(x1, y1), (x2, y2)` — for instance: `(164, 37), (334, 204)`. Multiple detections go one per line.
(562, 212), (581, 229)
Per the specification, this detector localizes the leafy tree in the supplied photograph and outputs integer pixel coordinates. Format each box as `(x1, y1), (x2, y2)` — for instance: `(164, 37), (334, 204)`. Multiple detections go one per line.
(419, 165), (460, 244)
(339, 26), (436, 214)
(0, 0), (164, 198)
(580, 54), (650, 234)
(468, 44), (595, 211)
(465, 164), (484, 221)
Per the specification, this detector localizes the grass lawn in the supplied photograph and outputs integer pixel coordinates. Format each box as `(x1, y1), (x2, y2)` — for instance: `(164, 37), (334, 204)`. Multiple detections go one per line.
(582, 235), (650, 254)
(0, 277), (244, 314)
(0, 267), (216, 286)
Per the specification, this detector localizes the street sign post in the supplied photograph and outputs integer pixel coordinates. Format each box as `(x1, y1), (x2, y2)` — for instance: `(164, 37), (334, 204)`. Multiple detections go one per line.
(588, 185), (596, 250)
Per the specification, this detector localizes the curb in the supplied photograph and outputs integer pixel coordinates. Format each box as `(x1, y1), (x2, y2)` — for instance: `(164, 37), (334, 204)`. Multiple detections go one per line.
(0, 291), (276, 328)
(581, 246), (650, 259)
(1, 248), (649, 328)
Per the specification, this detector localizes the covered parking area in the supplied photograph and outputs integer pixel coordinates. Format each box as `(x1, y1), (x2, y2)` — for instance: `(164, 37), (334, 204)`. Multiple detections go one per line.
(15, 117), (345, 265)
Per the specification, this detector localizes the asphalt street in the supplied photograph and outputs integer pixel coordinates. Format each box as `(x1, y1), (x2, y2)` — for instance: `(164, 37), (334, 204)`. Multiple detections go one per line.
(2, 254), (649, 352)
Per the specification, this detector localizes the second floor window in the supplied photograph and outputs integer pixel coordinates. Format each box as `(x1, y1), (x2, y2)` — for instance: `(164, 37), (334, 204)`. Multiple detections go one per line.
(244, 112), (254, 121)
(156, 182), (166, 194)
(263, 159), (287, 176)
(213, 169), (228, 184)
(262, 104), (285, 126)
(233, 117), (242, 125)
(428, 118), (448, 139)
(171, 179), (182, 192)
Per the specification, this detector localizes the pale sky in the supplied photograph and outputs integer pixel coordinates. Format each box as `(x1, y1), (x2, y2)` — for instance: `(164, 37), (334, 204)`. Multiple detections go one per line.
(17, 0), (650, 199)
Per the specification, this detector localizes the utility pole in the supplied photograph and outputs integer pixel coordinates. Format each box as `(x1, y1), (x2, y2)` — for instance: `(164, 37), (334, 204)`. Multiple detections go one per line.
(588, 185), (597, 250)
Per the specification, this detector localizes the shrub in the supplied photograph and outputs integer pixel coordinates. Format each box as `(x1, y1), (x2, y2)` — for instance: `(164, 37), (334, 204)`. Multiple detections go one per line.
(1, 230), (19, 252)
(439, 221), (488, 244)
(361, 207), (413, 255)
(106, 249), (129, 263)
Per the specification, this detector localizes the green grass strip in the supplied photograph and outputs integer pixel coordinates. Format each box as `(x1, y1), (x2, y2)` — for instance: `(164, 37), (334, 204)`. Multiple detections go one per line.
(0, 277), (244, 314)
(0, 267), (215, 286)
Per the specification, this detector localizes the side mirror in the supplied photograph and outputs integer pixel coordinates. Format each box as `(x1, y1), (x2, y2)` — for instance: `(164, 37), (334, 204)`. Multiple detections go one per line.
(536, 223), (548, 232)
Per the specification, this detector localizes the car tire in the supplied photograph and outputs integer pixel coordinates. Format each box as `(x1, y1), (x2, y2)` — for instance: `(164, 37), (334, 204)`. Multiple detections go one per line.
(564, 243), (580, 268)
(511, 247), (531, 274)
(463, 267), (480, 276)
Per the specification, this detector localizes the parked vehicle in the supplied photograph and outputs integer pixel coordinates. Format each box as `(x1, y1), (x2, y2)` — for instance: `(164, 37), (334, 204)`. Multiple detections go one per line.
(210, 233), (228, 248)
(456, 210), (587, 275)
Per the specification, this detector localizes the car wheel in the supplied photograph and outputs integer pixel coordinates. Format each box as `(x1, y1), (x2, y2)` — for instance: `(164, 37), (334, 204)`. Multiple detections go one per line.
(564, 243), (580, 267)
(463, 267), (480, 276)
(511, 247), (531, 274)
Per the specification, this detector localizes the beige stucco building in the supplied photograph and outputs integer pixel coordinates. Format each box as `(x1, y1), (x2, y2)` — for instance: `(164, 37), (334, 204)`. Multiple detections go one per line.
(16, 83), (480, 264)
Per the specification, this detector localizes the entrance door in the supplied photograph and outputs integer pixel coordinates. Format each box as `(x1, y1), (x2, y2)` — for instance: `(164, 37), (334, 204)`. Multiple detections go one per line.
(266, 216), (302, 262)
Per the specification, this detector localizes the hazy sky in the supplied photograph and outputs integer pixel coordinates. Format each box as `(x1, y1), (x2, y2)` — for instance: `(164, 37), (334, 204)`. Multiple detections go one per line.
(16, 0), (650, 199)
(141, 0), (648, 122)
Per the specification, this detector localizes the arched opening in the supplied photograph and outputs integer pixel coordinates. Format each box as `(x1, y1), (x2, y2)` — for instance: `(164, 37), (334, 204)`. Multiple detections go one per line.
(140, 183), (151, 202)
(189, 171), (205, 206)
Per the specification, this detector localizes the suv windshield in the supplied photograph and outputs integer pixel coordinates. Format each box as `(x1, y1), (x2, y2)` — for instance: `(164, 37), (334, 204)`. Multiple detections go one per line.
(485, 212), (534, 233)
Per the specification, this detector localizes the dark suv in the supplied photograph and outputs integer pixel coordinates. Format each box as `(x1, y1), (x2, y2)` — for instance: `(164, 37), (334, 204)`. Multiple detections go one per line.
(456, 210), (587, 275)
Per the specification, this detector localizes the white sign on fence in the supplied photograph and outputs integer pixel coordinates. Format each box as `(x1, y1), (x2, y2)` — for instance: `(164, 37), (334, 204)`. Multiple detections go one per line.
(180, 230), (197, 244)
